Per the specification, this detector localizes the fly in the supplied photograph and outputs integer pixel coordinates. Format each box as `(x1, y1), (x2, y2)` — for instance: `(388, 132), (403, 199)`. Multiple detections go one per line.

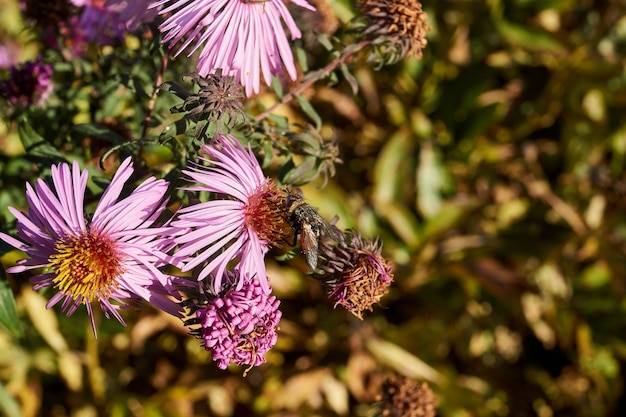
(286, 193), (343, 271)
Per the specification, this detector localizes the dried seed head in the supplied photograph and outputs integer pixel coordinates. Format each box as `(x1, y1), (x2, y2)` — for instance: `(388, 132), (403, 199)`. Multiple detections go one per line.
(378, 376), (439, 417)
(318, 229), (393, 319)
(354, 0), (430, 65)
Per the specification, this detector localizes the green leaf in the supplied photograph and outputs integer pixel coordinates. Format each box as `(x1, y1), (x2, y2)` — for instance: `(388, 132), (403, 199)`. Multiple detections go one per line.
(494, 19), (565, 52)
(295, 95), (322, 130)
(271, 76), (284, 99)
(423, 201), (475, 241)
(0, 270), (22, 339)
(112, 73), (150, 99)
(71, 123), (126, 143)
(280, 156), (317, 185)
(17, 116), (67, 166)
(0, 381), (20, 417)
(316, 33), (334, 51)
(295, 46), (309, 73)
(416, 142), (454, 219)
(339, 63), (359, 95)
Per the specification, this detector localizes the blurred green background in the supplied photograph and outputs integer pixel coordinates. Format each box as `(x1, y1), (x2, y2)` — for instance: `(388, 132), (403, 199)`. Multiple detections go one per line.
(2, 0), (626, 415)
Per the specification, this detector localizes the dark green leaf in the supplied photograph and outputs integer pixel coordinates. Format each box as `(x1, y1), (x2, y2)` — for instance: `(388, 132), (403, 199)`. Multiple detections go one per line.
(0, 271), (22, 339)
(17, 117), (67, 166)
(295, 95), (322, 130)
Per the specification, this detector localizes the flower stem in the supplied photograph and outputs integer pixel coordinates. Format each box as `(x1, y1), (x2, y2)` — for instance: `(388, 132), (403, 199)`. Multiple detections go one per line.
(254, 40), (370, 122)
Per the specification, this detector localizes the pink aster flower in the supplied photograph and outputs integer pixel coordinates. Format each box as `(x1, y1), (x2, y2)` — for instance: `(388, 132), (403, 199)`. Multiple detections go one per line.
(154, 0), (316, 97)
(170, 135), (291, 294)
(0, 158), (182, 335)
(186, 272), (282, 372)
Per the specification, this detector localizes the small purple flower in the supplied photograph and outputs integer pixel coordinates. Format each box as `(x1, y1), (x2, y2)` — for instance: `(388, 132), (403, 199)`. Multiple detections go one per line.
(0, 158), (182, 335)
(116, 0), (160, 31)
(0, 57), (53, 107)
(186, 272), (281, 372)
(153, 0), (316, 96)
(69, 0), (125, 44)
(68, 0), (158, 45)
(170, 135), (290, 294)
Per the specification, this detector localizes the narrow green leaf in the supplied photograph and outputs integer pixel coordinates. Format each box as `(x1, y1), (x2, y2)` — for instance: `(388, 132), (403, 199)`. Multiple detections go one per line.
(17, 117), (67, 166)
(316, 33), (334, 51)
(339, 63), (359, 95)
(416, 142), (454, 219)
(295, 46), (309, 73)
(295, 95), (322, 130)
(271, 76), (284, 99)
(71, 123), (126, 143)
(494, 19), (565, 52)
(0, 270), (22, 339)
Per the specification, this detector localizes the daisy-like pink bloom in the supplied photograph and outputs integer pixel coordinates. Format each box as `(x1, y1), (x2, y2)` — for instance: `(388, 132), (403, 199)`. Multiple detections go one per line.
(170, 135), (291, 294)
(0, 158), (182, 335)
(153, 0), (316, 97)
(186, 272), (281, 372)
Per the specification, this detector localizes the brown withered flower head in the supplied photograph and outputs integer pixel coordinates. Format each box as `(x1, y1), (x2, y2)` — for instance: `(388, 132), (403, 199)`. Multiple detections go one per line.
(377, 376), (439, 417)
(354, 0), (430, 65)
(317, 229), (393, 319)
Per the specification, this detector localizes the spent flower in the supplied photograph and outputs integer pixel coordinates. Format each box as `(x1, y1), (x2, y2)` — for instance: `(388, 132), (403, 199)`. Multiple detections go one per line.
(377, 376), (439, 417)
(354, 0), (430, 65)
(184, 271), (282, 373)
(318, 229), (393, 319)
(170, 135), (291, 294)
(0, 158), (182, 335)
(154, 0), (316, 96)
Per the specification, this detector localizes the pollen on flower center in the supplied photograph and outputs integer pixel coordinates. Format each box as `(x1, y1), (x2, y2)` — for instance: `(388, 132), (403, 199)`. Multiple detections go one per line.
(48, 231), (123, 303)
(244, 181), (291, 247)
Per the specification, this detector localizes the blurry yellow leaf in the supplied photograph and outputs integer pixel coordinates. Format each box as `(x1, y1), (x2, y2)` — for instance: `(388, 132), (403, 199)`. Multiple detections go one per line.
(584, 194), (606, 230)
(321, 374), (349, 416)
(582, 89), (606, 122)
(579, 262), (611, 289)
(496, 198), (529, 229)
(207, 383), (234, 417)
(22, 288), (68, 352)
(534, 262), (570, 300)
(272, 368), (331, 410)
(366, 338), (445, 385)
(345, 353), (383, 402)
(58, 350), (83, 392)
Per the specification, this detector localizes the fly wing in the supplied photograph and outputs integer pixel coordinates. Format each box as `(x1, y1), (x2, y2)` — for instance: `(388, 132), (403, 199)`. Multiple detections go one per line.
(320, 221), (343, 243)
(300, 222), (319, 270)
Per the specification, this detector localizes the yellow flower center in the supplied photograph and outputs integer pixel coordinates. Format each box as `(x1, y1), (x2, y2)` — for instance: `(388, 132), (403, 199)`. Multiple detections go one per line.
(48, 230), (123, 303)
